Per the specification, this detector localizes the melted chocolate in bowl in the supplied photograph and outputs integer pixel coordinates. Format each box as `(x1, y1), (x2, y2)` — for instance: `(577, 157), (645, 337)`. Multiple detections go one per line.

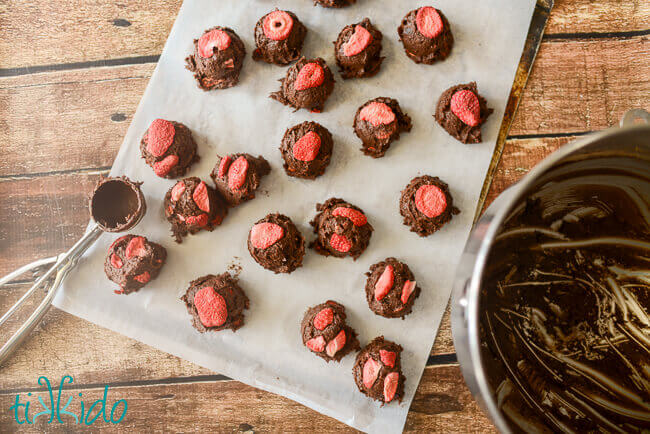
(481, 157), (650, 432)
(90, 177), (146, 232)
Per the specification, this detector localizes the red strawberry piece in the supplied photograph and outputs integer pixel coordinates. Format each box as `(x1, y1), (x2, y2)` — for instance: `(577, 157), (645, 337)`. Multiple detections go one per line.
(110, 254), (123, 269)
(325, 329), (346, 357)
(192, 181), (210, 213)
(171, 181), (186, 202)
(332, 207), (367, 227)
(383, 372), (399, 403)
(450, 89), (481, 127)
(359, 102), (396, 127)
(218, 155), (232, 179)
(416, 6), (444, 39)
(313, 308), (334, 330)
(198, 28), (231, 58)
(193, 286), (228, 327)
(134, 271), (150, 284)
(401, 280), (416, 304)
(415, 184), (447, 218)
(146, 119), (175, 157)
(374, 265), (394, 301)
(375, 131), (391, 140)
(153, 154), (179, 177)
(223, 58), (234, 69)
(294, 62), (325, 91)
(362, 358), (381, 389)
(250, 222), (284, 249)
(227, 156), (249, 191)
(329, 234), (352, 253)
(125, 236), (147, 259)
(263, 10), (294, 41)
(110, 235), (129, 249)
(186, 213), (209, 227)
(306, 336), (326, 353)
(292, 131), (321, 162)
(380, 350), (396, 368)
(343, 24), (372, 57)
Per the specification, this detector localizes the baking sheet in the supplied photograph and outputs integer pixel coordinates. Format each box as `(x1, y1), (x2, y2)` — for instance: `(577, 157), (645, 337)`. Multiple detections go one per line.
(54, 1), (536, 432)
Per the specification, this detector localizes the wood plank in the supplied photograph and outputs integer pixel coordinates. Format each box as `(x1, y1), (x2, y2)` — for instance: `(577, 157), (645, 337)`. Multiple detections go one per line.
(0, 364), (494, 433)
(1, 0), (648, 70)
(1, 37), (647, 177)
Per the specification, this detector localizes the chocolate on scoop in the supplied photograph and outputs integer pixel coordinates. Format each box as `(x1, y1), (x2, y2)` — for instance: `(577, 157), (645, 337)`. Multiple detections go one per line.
(90, 176), (146, 232)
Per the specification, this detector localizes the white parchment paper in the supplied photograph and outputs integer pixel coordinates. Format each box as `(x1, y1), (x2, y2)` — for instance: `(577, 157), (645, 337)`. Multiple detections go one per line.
(54, 1), (536, 431)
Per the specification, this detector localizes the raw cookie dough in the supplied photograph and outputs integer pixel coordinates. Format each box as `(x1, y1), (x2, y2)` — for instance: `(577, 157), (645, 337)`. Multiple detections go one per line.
(353, 97), (412, 158)
(248, 213), (305, 274)
(280, 121), (333, 179)
(314, 0), (355, 7)
(270, 57), (335, 113)
(253, 10), (307, 65)
(334, 18), (384, 79)
(210, 153), (271, 207)
(181, 273), (249, 332)
(90, 176), (146, 232)
(301, 300), (360, 362)
(400, 175), (459, 237)
(164, 177), (228, 243)
(435, 82), (493, 144)
(352, 336), (406, 404)
(397, 6), (453, 65)
(104, 235), (166, 295)
(140, 119), (199, 178)
(365, 258), (421, 318)
(310, 198), (373, 260)
(185, 26), (246, 90)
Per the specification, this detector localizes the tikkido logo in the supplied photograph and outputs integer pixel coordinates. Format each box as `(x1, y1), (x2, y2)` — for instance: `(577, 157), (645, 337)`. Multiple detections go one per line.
(9, 376), (127, 425)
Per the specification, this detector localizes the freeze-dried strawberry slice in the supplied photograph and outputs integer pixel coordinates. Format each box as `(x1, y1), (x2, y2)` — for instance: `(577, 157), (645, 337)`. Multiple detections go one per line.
(125, 236), (147, 259)
(332, 207), (367, 227)
(306, 336), (326, 352)
(383, 372), (399, 402)
(218, 155), (232, 179)
(146, 119), (175, 157)
(171, 181), (186, 202)
(250, 222), (284, 249)
(263, 10), (293, 41)
(359, 102), (395, 127)
(325, 330), (346, 357)
(343, 25), (372, 57)
(415, 184), (447, 218)
(416, 6), (444, 39)
(153, 154), (179, 177)
(194, 286), (228, 327)
(227, 156), (249, 191)
(374, 265), (394, 301)
(380, 350), (396, 368)
(186, 213), (209, 227)
(134, 271), (150, 284)
(198, 28), (231, 58)
(292, 132), (321, 162)
(294, 62), (325, 91)
(401, 280), (416, 304)
(450, 89), (481, 127)
(192, 181), (210, 213)
(110, 253), (123, 269)
(313, 308), (333, 330)
(329, 234), (352, 253)
(362, 358), (381, 389)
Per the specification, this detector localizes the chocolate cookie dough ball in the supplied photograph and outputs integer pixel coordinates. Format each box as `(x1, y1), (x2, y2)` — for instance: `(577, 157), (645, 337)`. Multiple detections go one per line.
(353, 337), (405, 404)
(164, 177), (228, 243)
(140, 119), (199, 178)
(181, 273), (249, 333)
(354, 97), (412, 158)
(253, 10), (307, 65)
(90, 176), (146, 232)
(314, 0), (355, 7)
(365, 258), (421, 318)
(310, 198), (373, 260)
(301, 300), (360, 362)
(185, 26), (246, 91)
(210, 153), (271, 207)
(334, 18), (384, 79)
(400, 175), (459, 237)
(270, 57), (335, 113)
(398, 6), (453, 65)
(280, 121), (333, 179)
(105, 235), (166, 295)
(435, 82), (493, 144)
(248, 213), (305, 274)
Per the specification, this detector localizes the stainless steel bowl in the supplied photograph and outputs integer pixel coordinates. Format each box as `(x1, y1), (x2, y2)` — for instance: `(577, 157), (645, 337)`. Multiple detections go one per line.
(451, 109), (650, 432)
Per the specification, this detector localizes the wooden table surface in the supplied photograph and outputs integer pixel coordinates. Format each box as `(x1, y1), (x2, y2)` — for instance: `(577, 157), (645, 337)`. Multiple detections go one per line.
(0, 1), (648, 431)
